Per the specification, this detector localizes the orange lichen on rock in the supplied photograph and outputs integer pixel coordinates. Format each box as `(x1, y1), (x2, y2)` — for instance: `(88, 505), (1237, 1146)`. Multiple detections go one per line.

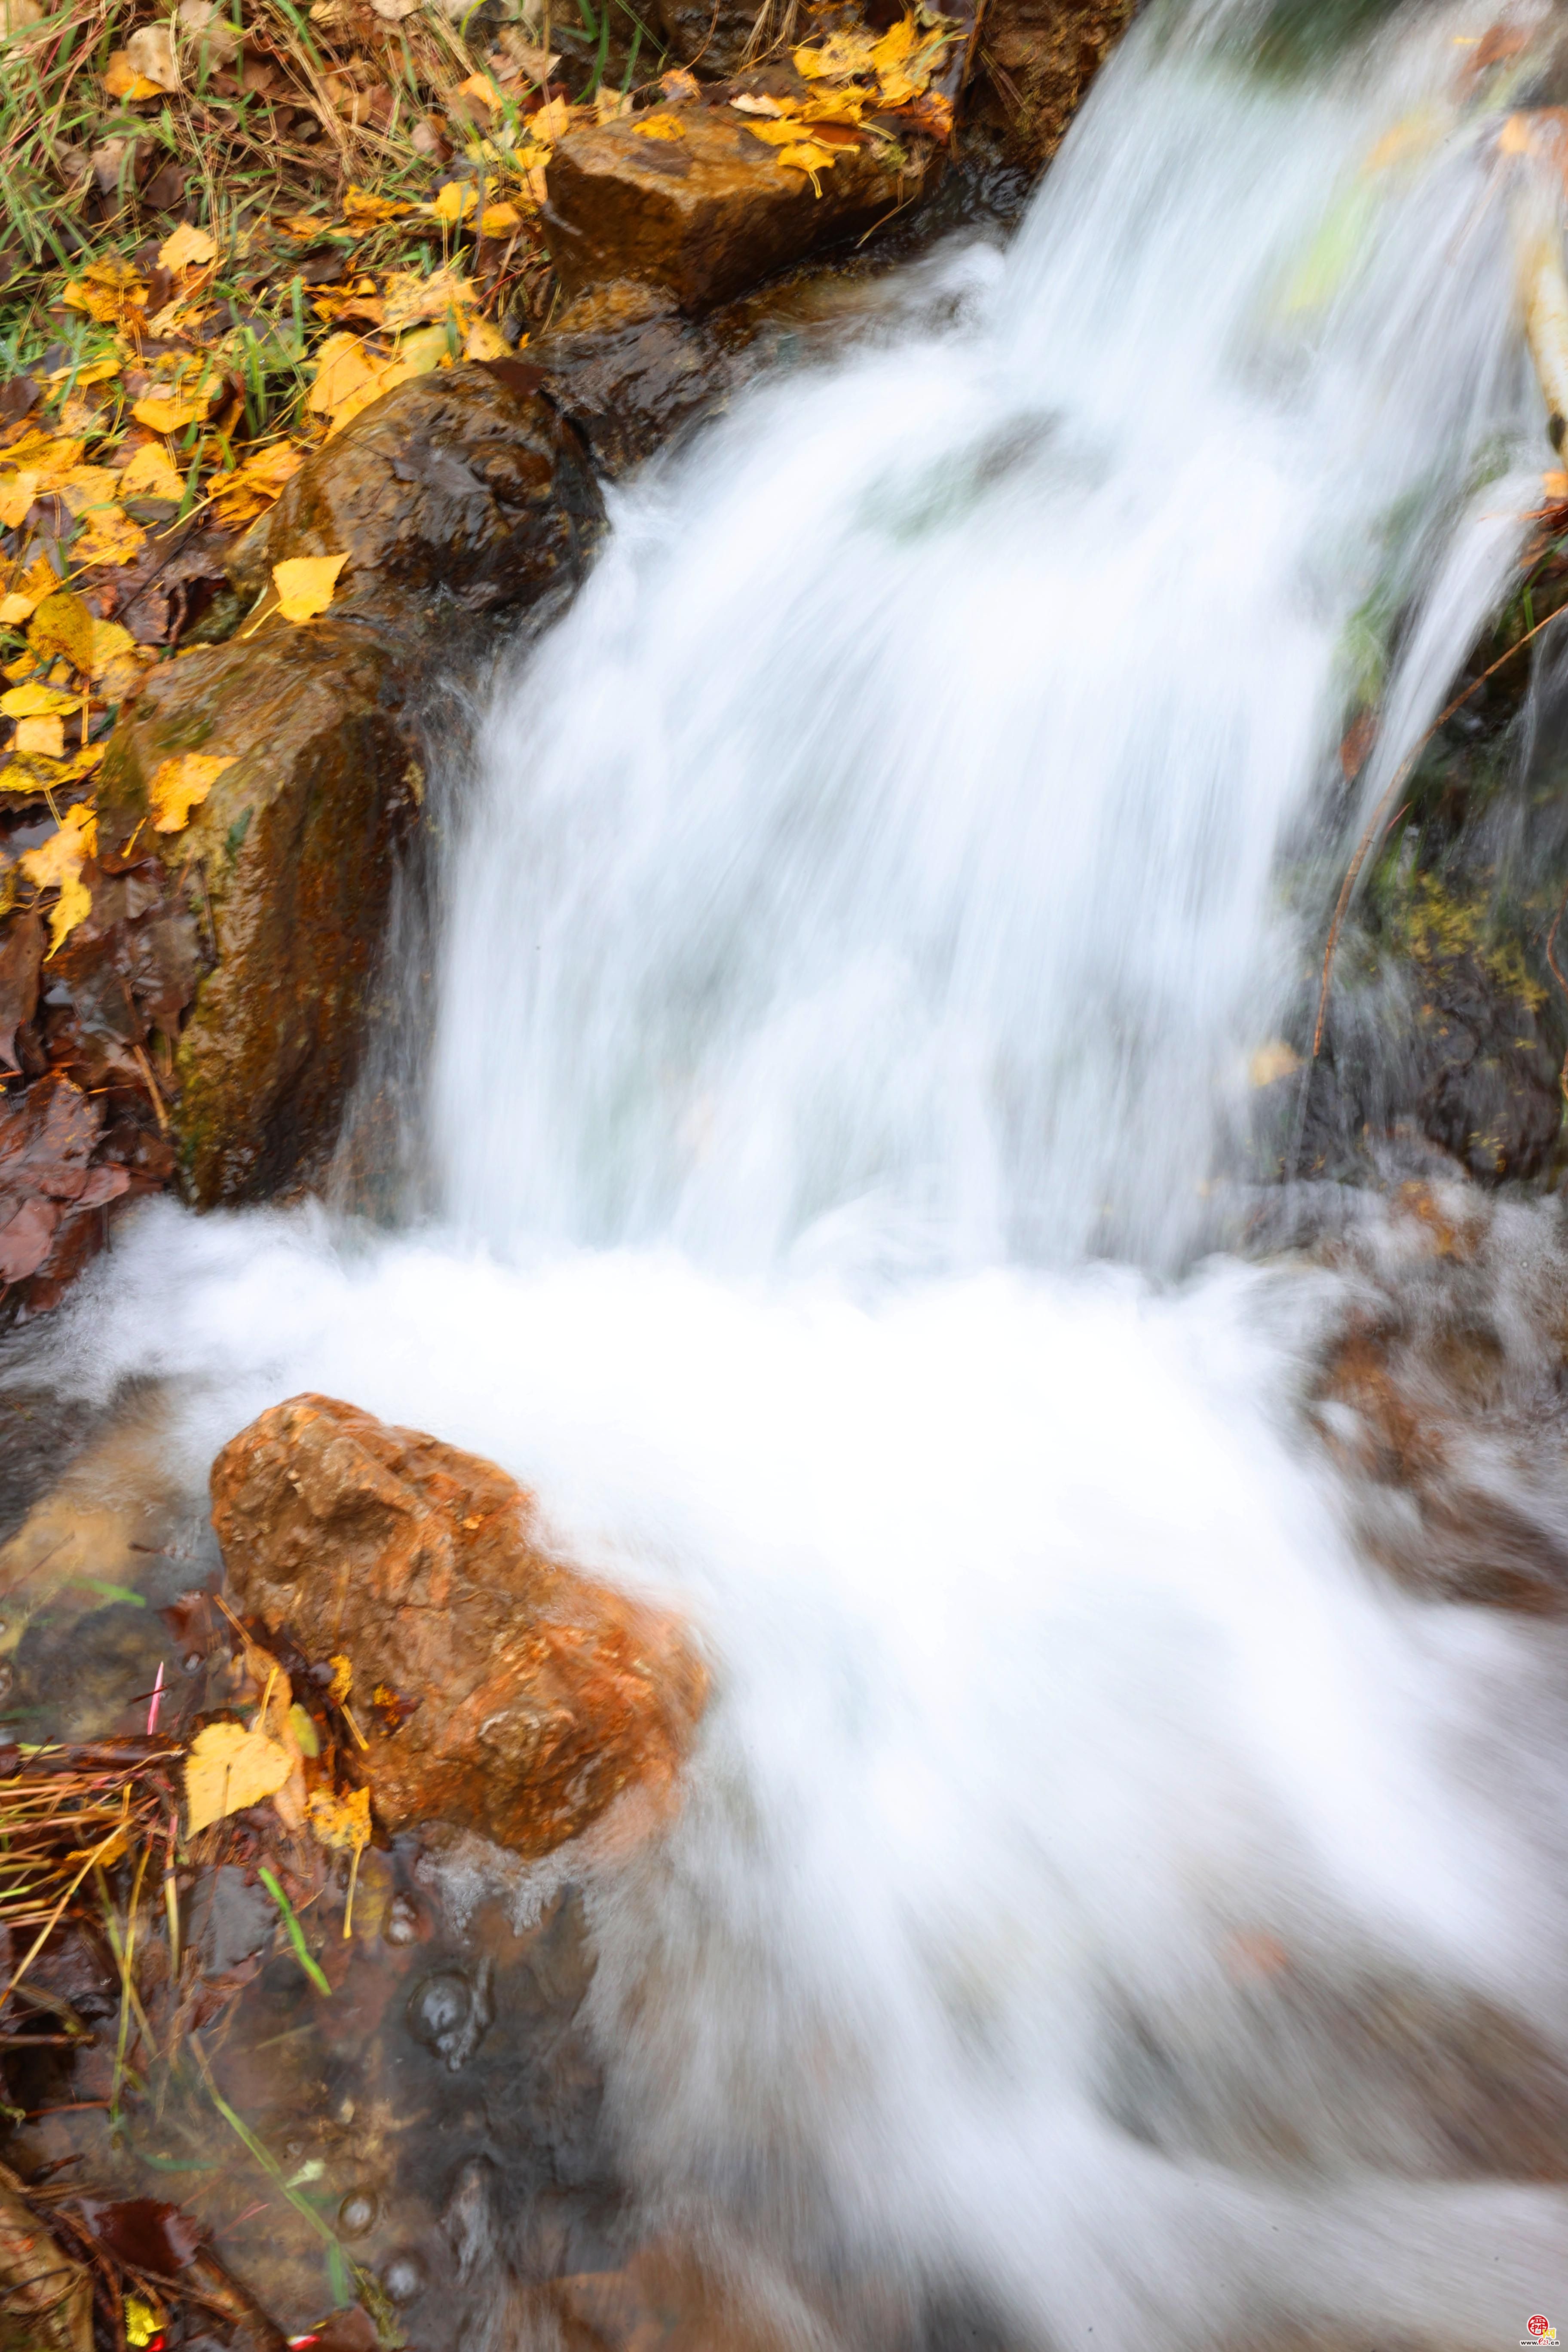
(210, 1392), (709, 1857)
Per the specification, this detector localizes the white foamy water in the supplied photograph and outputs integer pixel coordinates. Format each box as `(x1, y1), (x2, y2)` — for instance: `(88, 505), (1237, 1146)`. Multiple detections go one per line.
(25, 0), (1568, 2338)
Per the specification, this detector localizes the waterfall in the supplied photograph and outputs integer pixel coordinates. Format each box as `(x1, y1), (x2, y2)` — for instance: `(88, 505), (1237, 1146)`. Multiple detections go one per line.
(28, 0), (1568, 2341)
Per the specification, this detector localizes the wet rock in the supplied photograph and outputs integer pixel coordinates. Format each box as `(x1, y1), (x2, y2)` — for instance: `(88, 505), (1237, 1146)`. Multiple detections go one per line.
(646, 0), (786, 79)
(1301, 1176), (1568, 1612)
(95, 625), (414, 1207)
(543, 100), (936, 315)
(970, 0), (1135, 174)
(408, 1959), (496, 2071)
(83, 363), (604, 1215)
(227, 361), (602, 635)
(210, 1393), (709, 1857)
(538, 284), (736, 478)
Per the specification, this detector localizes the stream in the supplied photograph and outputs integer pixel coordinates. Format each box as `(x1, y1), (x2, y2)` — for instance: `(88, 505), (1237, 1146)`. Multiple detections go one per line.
(12, 0), (1568, 2342)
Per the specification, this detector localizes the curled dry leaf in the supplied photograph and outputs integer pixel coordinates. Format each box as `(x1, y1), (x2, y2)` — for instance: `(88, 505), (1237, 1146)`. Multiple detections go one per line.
(273, 551), (348, 622)
(150, 751), (238, 833)
(185, 1719), (295, 1833)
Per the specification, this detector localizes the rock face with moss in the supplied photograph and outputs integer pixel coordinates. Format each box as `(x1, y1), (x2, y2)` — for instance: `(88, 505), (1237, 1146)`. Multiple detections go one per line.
(93, 362), (603, 1210)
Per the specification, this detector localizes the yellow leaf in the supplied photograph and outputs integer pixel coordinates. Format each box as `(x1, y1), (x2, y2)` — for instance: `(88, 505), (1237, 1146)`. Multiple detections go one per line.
(328, 1654), (353, 1703)
(322, 359), (417, 438)
(595, 84), (632, 120)
(307, 1784), (371, 1854)
(273, 552), (347, 623)
(381, 266), (475, 333)
(455, 70), (501, 108)
(58, 462), (122, 516)
(775, 138), (839, 191)
(27, 591), (135, 680)
(185, 1719), (295, 1834)
(0, 472), (38, 530)
(431, 179), (478, 224)
(157, 220), (217, 272)
(0, 681), (72, 717)
(343, 184), (413, 227)
(14, 714), (63, 758)
(0, 560), (58, 628)
(634, 112), (686, 139)
(103, 49), (165, 99)
(744, 116), (808, 144)
(279, 211), (334, 240)
(49, 355), (121, 389)
(793, 28), (878, 77)
(659, 66), (699, 100)
(20, 802), (96, 955)
(478, 200), (521, 236)
(288, 1701), (321, 1758)
(75, 505), (147, 568)
(27, 590), (93, 671)
(149, 750), (237, 832)
(530, 94), (571, 144)
(131, 389), (208, 434)
(119, 442), (185, 502)
(869, 14), (917, 68)
(125, 2297), (165, 2351)
(465, 316), (511, 360)
(305, 331), (378, 416)
(393, 322), (451, 373)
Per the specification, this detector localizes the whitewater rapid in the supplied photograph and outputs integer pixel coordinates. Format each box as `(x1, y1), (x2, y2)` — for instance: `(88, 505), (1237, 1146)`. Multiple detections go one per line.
(20, 0), (1568, 2340)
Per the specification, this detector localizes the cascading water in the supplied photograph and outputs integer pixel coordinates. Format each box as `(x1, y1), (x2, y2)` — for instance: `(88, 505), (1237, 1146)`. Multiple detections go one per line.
(20, 0), (1568, 2340)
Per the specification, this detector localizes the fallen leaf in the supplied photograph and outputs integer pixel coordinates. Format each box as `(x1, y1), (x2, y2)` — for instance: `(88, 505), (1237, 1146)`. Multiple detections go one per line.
(58, 462), (122, 517)
(49, 355), (121, 390)
(273, 552), (348, 622)
(775, 138), (840, 190)
(103, 48), (165, 99)
(0, 682), (72, 718)
(464, 316), (510, 360)
(149, 751), (237, 832)
(131, 389), (209, 434)
(0, 471), (38, 530)
(74, 505), (147, 568)
(392, 321), (452, 373)
(185, 1719), (295, 1834)
(380, 265), (475, 333)
(594, 85), (631, 121)
(119, 441), (186, 502)
(634, 112), (686, 139)
(305, 331), (379, 417)
(13, 714), (64, 758)
(793, 27), (879, 77)
(125, 20), (181, 89)
(343, 184), (413, 227)
(20, 802), (96, 955)
(307, 1784), (371, 1854)
(454, 69), (501, 108)
(731, 91), (787, 114)
(431, 178), (478, 222)
(0, 553), (58, 627)
(1249, 1041), (1302, 1088)
(28, 591), (134, 678)
(660, 65), (699, 100)
(157, 220), (216, 272)
(870, 13), (917, 68)
(478, 199), (521, 235)
(530, 94), (571, 144)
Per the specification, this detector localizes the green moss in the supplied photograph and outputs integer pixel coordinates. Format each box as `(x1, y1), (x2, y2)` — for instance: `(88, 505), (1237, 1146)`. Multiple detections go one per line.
(1383, 871), (1548, 1011)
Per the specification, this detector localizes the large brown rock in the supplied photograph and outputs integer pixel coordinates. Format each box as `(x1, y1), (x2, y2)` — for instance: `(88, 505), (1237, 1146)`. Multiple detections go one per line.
(98, 625), (417, 1206)
(227, 359), (602, 631)
(972, 0), (1134, 172)
(94, 363), (604, 1209)
(543, 101), (934, 315)
(210, 1394), (709, 1859)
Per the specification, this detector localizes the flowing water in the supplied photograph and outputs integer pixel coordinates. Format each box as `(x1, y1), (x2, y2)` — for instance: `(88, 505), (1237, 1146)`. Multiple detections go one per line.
(20, 0), (1568, 2340)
